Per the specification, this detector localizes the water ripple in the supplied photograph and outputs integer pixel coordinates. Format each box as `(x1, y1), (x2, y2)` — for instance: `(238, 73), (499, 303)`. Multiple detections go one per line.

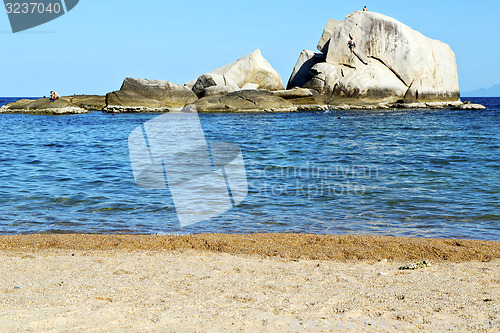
(0, 97), (498, 239)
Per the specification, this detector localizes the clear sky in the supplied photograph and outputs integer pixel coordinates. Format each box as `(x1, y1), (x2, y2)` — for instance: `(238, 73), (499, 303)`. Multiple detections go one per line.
(1, 0), (499, 96)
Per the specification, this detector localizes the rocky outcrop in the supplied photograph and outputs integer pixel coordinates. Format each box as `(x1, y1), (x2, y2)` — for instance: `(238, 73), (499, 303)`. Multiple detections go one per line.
(191, 89), (294, 112)
(451, 102), (486, 110)
(66, 95), (106, 111)
(106, 78), (198, 112)
(287, 50), (325, 89)
(2, 11), (480, 115)
(0, 98), (88, 115)
(317, 19), (342, 53)
(186, 50), (285, 95)
(191, 73), (239, 98)
(290, 11), (460, 103)
(272, 88), (328, 111)
(303, 61), (408, 101)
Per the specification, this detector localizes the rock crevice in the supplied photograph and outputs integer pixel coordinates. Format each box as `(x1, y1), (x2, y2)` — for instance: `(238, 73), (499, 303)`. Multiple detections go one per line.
(369, 55), (408, 87)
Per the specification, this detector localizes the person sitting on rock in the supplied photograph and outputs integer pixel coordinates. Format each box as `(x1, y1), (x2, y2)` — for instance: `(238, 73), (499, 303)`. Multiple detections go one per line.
(363, 6), (367, 11)
(50, 91), (59, 102)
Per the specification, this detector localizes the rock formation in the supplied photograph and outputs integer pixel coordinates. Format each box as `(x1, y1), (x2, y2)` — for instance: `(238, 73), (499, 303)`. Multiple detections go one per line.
(186, 49), (285, 97)
(191, 90), (294, 112)
(451, 102), (486, 110)
(66, 95), (106, 111)
(316, 19), (343, 54)
(289, 11), (461, 103)
(106, 77), (197, 112)
(0, 98), (88, 115)
(191, 73), (240, 98)
(287, 50), (325, 89)
(2, 11), (483, 114)
(272, 88), (328, 111)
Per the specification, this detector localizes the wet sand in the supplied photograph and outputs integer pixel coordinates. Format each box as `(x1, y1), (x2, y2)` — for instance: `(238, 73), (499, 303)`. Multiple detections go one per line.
(1, 233), (498, 261)
(0, 234), (498, 332)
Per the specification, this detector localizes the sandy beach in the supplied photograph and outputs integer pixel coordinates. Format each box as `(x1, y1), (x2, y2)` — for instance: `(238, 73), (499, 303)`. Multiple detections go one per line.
(0, 234), (498, 332)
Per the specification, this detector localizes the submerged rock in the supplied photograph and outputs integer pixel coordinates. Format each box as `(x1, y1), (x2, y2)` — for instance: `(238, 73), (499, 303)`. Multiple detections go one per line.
(105, 77), (197, 112)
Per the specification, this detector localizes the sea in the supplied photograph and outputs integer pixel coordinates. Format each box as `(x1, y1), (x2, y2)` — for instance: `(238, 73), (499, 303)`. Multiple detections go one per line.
(0, 97), (498, 240)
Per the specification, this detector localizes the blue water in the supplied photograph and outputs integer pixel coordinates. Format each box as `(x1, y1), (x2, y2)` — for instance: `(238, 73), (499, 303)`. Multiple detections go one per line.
(0, 97), (498, 240)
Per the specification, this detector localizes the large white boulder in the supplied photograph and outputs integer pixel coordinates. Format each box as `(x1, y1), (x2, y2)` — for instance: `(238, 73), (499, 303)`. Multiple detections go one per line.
(317, 19), (342, 53)
(300, 11), (460, 102)
(186, 49), (285, 92)
(303, 60), (408, 100)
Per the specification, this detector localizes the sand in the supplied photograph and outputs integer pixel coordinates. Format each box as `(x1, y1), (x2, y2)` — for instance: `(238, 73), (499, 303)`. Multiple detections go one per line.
(0, 234), (498, 332)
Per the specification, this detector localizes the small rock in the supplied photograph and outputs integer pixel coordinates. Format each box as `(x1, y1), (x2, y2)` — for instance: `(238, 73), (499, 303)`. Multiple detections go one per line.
(451, 103), (486, 110)
(398, 260), (431, 270)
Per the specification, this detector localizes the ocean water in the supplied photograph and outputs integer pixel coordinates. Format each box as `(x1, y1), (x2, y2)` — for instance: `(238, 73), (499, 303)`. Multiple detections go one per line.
(0, 97), (498, 240)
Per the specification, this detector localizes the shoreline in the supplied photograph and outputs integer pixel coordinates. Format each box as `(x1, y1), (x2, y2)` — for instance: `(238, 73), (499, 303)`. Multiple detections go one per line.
(1, 233), (498, 262)
(0, 233), (498, 332)
(0, 93), (486, 115)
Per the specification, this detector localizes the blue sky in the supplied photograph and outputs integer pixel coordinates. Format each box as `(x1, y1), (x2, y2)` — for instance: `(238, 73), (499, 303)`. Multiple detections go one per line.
(1, 0), (499, 96)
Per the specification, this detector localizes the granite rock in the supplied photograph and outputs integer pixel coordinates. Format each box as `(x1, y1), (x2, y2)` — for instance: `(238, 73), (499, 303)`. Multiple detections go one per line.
(191, 89), (295, 112)
(317, 19), (343, 53)
(66, 95), (106, 110)
(106, 77), (197, 112)
(191, 73), (239, 98)
(186, 50), (285, 92)
(295, 11), (460, 103)
(287, 50), (325, 89)
(272, 87), (327, 109)
(451, 102), (486, 110)
(0, 98), (88, 115)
